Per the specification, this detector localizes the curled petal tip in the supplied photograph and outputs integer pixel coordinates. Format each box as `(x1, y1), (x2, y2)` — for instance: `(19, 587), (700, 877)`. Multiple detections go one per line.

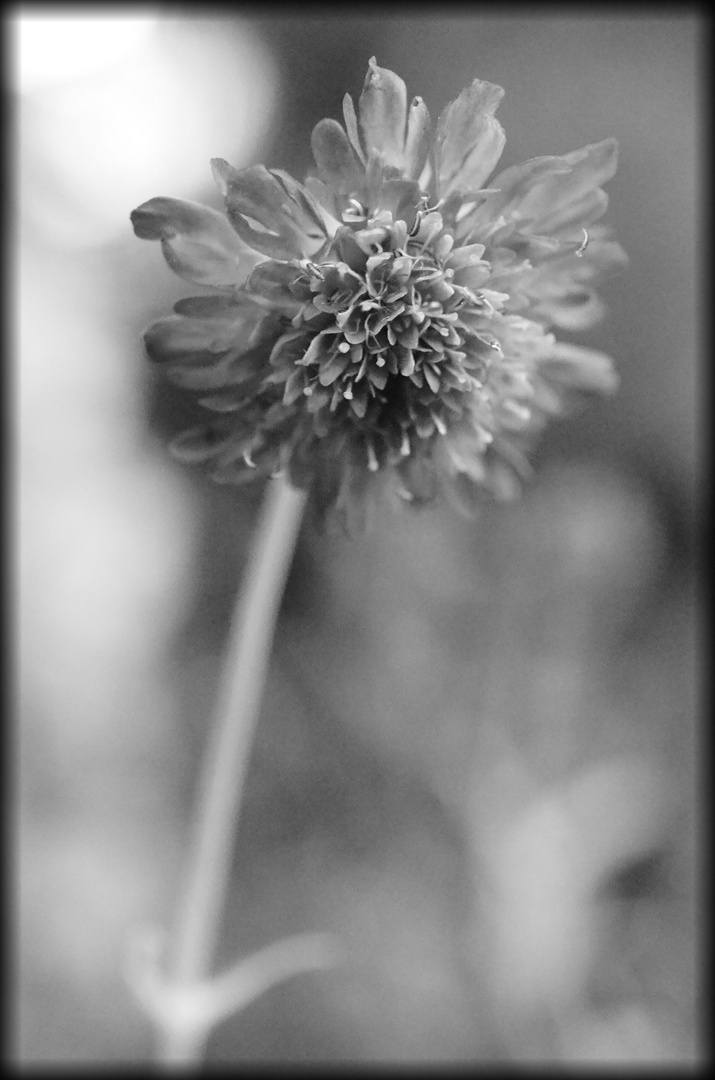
(130, 199), (176, 240)
(211, 157), (235, 195)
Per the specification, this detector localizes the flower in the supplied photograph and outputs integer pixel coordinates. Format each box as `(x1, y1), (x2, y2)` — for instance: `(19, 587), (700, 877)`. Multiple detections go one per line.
(132, 58), (626, 532)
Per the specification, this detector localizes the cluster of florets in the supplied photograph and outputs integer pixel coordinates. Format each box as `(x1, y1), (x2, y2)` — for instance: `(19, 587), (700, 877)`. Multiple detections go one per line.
(271, 207), (500, 465)
(132, 58), (626, 531)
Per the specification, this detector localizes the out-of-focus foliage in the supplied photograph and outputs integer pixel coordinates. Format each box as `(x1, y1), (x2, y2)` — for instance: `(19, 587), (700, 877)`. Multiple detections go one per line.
(16, 11), (700, 1066)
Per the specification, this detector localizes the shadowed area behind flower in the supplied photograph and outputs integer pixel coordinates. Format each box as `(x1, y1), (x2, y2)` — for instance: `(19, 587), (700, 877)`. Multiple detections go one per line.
(177, 456), (696, 1063)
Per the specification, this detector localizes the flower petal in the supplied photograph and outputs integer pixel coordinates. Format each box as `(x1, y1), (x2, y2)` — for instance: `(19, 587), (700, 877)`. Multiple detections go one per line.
(317, 350), (352, 385)
(403, 96), (432, 181)
(511, 232), (628, 329)
(358, 58), (408, 169)
(342, 92), (366, 164)
(198, 382), (265, 412)
(531, 289), (606, 330)
(523, 140), (620, 235)
(130, 197), (265, 288)
(172, 294), (264, 319)
(304, 175), (340, 220)
(311, 118), (364, 194)
(465, 156), (569, 228)
(396, 452), (438, 504)
(481, 140), (619, 240)
(166, 362), (255, 393)
(564, 138), (619, 186)
(375, 177), (423, 227)
(212, 160), (328, 260)
(532, 187), (610, 240)
(171, 422), (245, 464)
(539, 343), (619, 393)
(245, 260), (305, 310)
(144, 312), (246, 362)
(434, 79), (506, 196)
(282, 367), (309, 404)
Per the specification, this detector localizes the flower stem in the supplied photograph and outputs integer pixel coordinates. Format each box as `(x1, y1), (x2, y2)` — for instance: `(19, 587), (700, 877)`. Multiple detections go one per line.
(158, 476), (307, 1062)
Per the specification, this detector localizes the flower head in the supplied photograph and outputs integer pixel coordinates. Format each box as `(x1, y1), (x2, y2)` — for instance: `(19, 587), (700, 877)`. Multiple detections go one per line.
(132, 58), (626, 531)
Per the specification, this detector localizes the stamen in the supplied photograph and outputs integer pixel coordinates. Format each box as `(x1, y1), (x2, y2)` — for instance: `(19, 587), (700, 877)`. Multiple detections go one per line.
(343, 386), (354, 400)
(299, 259), (323, 278)
(367, 443), (379, 471)
(375, 356), (386, 367)
(400, 431), (411, 456)
(413, 311), (426, 324)
(432, 412), (447, 435)
(408, 211), (423, 237)
(243, 448), (256, 468)
(303, 386), (313, 396)
(337, 341), (351, 353)
(575, 227), (589, 257)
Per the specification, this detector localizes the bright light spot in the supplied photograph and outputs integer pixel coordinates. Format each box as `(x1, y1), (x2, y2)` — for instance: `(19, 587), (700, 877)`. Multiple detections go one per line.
(13, 10), (160, 93)
(18, 18), (279, 247)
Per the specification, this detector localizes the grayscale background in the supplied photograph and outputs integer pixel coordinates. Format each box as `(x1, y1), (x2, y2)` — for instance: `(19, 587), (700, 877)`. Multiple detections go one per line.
(15, 9), (702, 1065)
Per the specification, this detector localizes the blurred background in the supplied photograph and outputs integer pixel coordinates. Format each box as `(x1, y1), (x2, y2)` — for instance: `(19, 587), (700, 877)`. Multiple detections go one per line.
(13, 7), (702, 1065)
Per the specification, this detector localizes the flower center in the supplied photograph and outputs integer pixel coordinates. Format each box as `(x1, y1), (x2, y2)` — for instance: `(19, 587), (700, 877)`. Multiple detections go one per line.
(293, 228), (491, 446)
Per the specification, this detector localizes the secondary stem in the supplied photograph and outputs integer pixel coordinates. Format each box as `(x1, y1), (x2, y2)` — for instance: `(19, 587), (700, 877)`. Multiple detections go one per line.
(158, 476), (307, 1061)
